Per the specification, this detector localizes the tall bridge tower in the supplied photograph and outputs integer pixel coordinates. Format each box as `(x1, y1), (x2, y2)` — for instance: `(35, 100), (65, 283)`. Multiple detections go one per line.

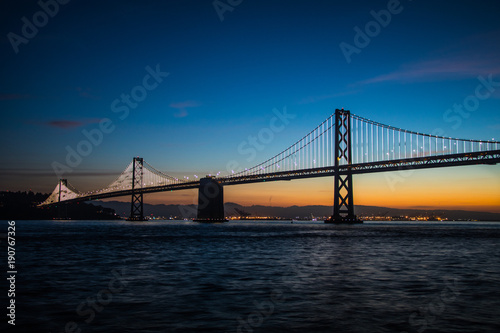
(39, 108), (500, 224)
(326, 109), (362, 223)
(128, 157), (146, 221)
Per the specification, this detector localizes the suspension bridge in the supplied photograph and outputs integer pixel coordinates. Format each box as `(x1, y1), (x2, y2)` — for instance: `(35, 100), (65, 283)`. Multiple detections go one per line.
(39, 109), (500, 223)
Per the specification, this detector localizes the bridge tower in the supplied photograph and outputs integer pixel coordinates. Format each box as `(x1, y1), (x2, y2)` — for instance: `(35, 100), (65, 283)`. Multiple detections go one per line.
(128, 157), (146, 221)
(325, 109), (362, 224)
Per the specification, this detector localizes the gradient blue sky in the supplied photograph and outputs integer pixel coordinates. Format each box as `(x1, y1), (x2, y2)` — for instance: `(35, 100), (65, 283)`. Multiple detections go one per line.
(1, 0), (499, 211)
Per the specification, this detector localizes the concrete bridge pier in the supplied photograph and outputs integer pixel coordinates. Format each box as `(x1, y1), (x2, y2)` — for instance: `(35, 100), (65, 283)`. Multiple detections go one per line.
(194, 177), (227, 222)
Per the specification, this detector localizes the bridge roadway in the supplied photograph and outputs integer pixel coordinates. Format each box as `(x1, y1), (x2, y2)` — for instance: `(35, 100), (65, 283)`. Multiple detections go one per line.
(50, 150), (500, 205)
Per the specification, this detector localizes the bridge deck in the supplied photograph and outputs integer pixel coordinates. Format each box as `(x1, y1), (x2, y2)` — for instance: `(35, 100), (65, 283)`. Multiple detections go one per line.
(220, 150), (500, 185)
(41, 150), (499, 206)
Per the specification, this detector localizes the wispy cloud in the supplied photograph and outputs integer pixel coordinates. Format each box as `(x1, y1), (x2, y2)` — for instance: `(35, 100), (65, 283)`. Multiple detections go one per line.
(75, 87), (101, 100)
(358, 30), (500, 86)
(487, 124), (500, 131)
(299, 90), (360, 104)
(170, 101), (201, 109)
(0, 93), (32, 100)
(358, 58), (500, 86)
(169, 100), (201, 118)
(43, 118), (102, 129)
(47, 120), (85, 129)
(0, 168), (121, 177)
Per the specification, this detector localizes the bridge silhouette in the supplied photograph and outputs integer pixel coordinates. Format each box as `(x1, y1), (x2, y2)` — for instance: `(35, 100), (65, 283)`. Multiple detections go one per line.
(40, 109), (500, 223)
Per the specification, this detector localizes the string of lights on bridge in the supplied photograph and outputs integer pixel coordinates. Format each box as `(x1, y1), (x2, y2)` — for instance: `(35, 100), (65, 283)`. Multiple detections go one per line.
(40, 112), (500, 206)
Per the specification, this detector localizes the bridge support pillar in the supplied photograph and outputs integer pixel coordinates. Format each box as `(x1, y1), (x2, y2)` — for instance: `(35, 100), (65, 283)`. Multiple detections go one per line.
(194, 177), (226, 222)
(326, 109), (362, 224)
(128, 157), (146, 221)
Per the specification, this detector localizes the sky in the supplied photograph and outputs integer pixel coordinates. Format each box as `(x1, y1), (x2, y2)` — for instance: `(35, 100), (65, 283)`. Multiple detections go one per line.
(1, 0), (499, 213)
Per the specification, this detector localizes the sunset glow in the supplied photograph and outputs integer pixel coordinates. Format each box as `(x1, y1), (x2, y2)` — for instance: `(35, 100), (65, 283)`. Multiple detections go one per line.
(1, 0), (499, 216)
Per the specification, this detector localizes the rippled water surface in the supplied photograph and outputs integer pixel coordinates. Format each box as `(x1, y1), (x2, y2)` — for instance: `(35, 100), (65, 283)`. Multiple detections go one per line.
(5, 220), (500, 332)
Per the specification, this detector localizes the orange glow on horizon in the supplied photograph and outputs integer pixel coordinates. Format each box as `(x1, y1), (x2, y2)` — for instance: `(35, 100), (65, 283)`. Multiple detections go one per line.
(103, 165), (500, 214)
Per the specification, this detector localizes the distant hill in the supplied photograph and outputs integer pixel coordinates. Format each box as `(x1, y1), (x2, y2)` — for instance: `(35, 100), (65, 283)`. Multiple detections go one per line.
(0, 191), (120, 220)
(92, 200), (500, 221)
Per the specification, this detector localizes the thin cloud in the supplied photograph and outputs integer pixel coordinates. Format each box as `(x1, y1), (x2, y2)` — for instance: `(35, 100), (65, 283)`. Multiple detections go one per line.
(174, 109), (188, 118)
(170, 100), (201, 118)
(170, 101), (201, 109)
(48, 120), (85, 129)
(44, 118), (102, 129)
(299, 90), (360, 104)
(0, 93), (32, 100)
(358, 30), (500, 86)
(75, 87), (101, 100)
(0, 169), (121, 177)
(358, 58), (500, 86)
(487, 124), (500, 132)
